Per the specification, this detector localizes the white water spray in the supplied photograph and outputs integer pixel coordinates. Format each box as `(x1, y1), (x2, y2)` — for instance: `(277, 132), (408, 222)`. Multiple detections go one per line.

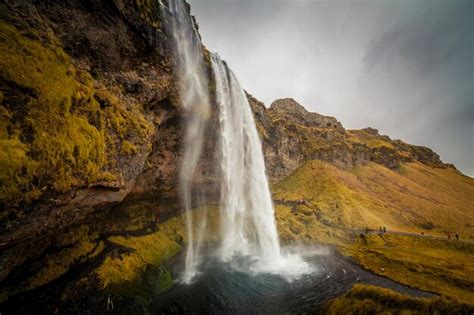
(161, 0), (211, 283)
(211, 54), (310, 277)
(211, 54), (281, 261)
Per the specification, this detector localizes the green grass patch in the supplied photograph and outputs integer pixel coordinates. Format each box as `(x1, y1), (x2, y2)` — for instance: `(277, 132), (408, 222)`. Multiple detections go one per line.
(322, 284), (472, 314)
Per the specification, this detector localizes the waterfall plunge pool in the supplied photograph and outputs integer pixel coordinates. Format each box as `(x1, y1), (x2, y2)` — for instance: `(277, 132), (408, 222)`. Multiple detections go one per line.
(151, 245), (434, 314)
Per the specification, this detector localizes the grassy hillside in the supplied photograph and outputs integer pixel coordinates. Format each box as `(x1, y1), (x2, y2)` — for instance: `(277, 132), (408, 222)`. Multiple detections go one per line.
(273, 160), (473, 239)
(322, 284), (472, 314)
(343, 234), (474, 304)
(272, 160), (474, 303)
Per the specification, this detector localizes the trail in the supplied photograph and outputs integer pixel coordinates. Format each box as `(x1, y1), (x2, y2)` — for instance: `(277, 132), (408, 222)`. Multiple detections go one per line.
(273, 199), (474, 244)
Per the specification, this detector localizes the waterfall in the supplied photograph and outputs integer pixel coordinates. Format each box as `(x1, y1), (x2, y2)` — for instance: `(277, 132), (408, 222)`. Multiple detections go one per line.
(161, 0), (211, 283)
(211, 55), (310, 279)
(211, 54), (282, 263)
(162, 0), (309, 283)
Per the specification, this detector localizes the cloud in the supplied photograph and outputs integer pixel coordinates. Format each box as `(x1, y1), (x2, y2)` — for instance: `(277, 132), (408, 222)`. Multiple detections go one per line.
(189, 0), (474, 176)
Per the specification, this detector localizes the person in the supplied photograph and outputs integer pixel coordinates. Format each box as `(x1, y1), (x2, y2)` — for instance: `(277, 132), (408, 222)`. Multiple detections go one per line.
(151, 211), (160, 231)
(107, 294), (114, 311)
(447, 232), (451, 240)
(421, 231), (424, 236)
(455, 234), (459, 241)
(383, 226), (386, 233)
(379, 226), (382, 233)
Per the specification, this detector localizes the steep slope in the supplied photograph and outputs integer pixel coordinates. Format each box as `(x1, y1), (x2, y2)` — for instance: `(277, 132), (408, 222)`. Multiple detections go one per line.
(251, 98), (474, 304)
(250, 97), (473, 239)
(271, 160), (474, 303)
(273, 160), (473, 239)
(249, 97), (454, 181)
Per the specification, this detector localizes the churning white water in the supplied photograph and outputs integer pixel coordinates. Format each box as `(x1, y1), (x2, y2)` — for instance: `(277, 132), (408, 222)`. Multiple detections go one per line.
(162, 0), (310, 283)
(211, 54), (281, 261)
(211, 54), (310, 279)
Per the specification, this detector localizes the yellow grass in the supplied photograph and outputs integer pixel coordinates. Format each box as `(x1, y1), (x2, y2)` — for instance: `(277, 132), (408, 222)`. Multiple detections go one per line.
(322, 284), (472, 314)
(342, 234), (474, 304)
(273, 159), (474, 303)
(273, 160), (474, 239)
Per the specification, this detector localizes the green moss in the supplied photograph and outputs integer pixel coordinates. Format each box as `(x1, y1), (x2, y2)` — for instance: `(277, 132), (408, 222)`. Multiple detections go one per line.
(0, 21), (153, 203)
(347, 129), (395, 149)
(97, 232), (181, 289)
(121, 140), (138, 155)
(95, 206), (220, 298)
(0, 129), (38, 200)
(0, 22), (107, 201)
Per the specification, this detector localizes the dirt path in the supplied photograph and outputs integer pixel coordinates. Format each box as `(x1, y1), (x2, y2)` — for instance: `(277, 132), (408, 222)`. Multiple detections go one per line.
(273, 199), (473, 244)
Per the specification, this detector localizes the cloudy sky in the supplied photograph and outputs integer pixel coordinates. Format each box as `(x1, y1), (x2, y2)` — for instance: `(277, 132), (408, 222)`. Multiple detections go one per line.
(188, 0), (473, 176)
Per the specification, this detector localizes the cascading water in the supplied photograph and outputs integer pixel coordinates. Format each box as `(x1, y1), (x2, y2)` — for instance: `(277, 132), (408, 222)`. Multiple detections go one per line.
(162, 0), (309, 283)
(211, 54), (281, 263)
(211, 54), (309, 277)
(160, 0), (211, 283)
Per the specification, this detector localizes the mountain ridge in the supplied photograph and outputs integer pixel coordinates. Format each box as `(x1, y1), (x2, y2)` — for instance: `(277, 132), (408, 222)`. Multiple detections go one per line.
(248, 95), (456, 181)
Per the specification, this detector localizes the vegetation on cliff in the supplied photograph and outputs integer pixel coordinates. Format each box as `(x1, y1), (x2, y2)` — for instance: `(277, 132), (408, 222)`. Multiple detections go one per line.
(250, 97), (455, 180)
(0, 21), (153, 206)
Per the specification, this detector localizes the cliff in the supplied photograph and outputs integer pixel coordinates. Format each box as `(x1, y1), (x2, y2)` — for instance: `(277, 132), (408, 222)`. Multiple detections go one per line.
(0, 0), (195, 311)
(248, 96), (453, 181)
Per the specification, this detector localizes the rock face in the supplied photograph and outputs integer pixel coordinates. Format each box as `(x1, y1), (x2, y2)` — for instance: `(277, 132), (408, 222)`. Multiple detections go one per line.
(0, 1), (211, 309)
(248, 96), (452, 181)
(270, 98), (344, 131)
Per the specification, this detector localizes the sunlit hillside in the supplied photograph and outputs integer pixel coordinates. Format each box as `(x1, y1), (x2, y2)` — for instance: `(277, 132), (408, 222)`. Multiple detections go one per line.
(273, 160), (474, 303)
(273, 160), (474, 239)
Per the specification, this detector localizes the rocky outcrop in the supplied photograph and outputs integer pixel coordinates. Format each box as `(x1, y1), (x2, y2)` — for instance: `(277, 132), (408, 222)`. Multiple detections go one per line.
(249, 97), (452, 181)
(269, 98), (344, 131)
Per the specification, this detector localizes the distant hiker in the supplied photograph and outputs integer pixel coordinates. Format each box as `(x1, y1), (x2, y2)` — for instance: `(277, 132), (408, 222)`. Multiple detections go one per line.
(383, 226), (386, 233)
(379, 226), (382, 233)
(447, 232), (451, 240)
(156, 213), (160, 224)
(421, 231), (424, 236)
(107, 294), (114, 311)
(455, 234), (459, 241)
(151, 211), (160, 231)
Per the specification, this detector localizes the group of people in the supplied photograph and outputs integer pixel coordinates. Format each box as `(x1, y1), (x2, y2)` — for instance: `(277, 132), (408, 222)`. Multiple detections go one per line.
(446, 232), (460, 240)
(363, 225), (462, 241)
(420, 231), (460, 240)
(364, 226), (387, 234)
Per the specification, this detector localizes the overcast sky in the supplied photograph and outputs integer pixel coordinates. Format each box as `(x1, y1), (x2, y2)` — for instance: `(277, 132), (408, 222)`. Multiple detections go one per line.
(188, 0), (473, 177)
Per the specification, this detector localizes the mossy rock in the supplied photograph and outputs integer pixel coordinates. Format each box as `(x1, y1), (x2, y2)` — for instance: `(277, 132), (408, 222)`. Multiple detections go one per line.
(0, 21), (153, 205)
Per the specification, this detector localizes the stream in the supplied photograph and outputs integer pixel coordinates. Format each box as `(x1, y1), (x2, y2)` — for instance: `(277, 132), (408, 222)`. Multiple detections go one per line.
(151, 246), (434, 314)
